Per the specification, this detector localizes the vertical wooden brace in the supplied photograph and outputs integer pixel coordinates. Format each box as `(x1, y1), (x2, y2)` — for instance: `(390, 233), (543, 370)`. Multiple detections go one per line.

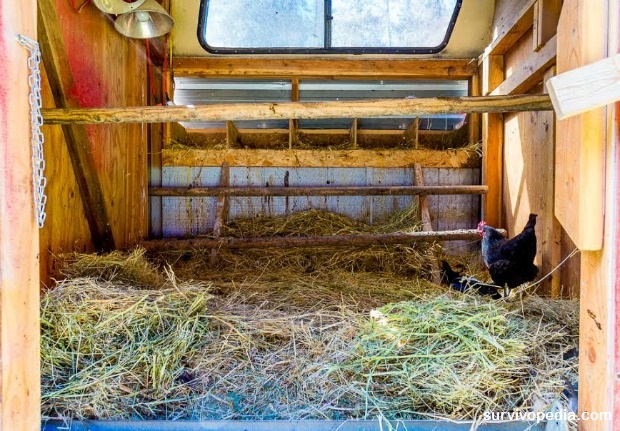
(0, 0), (42, 428)
(481, 55), (505, 227)
(210, 162), (230, 264)
(226, 121), (240, 148)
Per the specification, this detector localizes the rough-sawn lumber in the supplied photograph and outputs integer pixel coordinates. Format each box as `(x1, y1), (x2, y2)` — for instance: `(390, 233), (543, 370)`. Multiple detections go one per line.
(42, 95), (553, 125)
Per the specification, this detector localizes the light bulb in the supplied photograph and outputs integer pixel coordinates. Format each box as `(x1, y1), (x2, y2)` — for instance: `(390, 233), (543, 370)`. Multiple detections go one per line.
(135, 11), (150, 22)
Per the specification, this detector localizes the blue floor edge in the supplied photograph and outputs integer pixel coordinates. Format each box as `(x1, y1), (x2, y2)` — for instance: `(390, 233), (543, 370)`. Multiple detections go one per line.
(41, 418), (547, 431)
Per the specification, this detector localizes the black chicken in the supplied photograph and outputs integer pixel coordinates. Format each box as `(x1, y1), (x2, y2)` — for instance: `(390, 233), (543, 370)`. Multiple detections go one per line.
(478, 213), (538, 295)
(439, 260), (502, 300)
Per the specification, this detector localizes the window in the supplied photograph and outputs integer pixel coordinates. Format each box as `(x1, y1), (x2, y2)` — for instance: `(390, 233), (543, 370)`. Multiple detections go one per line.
(198, 0), (462, 54)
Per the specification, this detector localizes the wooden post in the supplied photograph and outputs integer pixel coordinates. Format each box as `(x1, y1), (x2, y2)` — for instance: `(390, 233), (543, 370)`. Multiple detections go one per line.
(413, 164), (441, 284)
(0, 0), (42, 429)
(468, 74), (481, 146)
(226, 121), (240, 148)
(349, 118), (358, 148)
(289, 78), (299, 149)
(210, 162), (230, 264)
(403, 118), (420, 148)
(481, 55), (505, 227)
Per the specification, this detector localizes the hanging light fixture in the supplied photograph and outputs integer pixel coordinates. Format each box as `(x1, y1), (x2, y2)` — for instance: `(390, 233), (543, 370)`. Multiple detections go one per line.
(113, 0), (174, 39)
(93, 0), (146, 15)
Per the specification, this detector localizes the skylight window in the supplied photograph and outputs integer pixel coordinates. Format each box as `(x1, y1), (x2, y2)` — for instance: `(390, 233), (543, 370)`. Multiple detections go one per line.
(198, 0), (461, 54)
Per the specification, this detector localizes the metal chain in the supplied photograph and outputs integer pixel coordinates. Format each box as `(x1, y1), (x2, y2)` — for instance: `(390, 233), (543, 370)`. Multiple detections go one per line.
(16, 34), (47, 228)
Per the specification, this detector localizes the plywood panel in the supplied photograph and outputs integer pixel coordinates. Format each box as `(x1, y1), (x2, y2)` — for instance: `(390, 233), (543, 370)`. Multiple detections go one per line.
(39, 0), (149, 283)
(0, 1), (42, 427)
(554, 0), (606, 250)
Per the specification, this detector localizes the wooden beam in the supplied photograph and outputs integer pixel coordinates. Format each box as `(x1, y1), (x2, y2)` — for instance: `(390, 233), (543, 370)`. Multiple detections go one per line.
(481, 55), (505, 227)
(482, 0), (536, 59)
(173, 57), (479, 80)
(38, 0), (115, 250)
(138, 229), (499, 252)
(490, 35), (557, 96)
(1, 0), (41, 428)
(41, 95), (554, 125)
(162, 148), (481, 169)
(149, 185), (488, 197)
(533, 0), (562, 52)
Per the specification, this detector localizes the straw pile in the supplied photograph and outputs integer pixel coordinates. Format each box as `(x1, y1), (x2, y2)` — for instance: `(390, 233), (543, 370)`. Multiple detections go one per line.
(42, 209), (578, 422)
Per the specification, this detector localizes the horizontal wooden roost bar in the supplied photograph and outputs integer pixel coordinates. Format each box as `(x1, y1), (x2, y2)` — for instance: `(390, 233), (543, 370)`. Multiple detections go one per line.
(41, 95), (553, 125)
(149, 185), (488, 197)
(139, 229), (498, 252)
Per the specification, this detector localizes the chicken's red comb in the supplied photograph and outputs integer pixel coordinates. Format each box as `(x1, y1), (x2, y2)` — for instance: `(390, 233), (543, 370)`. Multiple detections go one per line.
(477, 220), (487, 234)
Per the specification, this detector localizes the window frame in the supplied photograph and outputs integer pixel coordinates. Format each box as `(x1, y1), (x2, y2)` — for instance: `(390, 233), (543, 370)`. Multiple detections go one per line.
(197, 0), (463, 55)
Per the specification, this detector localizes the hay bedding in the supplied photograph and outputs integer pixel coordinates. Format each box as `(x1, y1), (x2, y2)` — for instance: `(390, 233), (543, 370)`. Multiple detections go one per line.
(42, 209), (578, 422)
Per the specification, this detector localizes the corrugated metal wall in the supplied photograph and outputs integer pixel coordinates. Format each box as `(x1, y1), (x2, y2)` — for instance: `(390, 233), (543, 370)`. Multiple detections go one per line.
(157, 166), (480, 244)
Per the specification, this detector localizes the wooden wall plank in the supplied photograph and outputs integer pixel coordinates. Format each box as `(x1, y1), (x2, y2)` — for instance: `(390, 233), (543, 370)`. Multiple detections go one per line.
(0, 0), (41, 428)
(162, 148), (480, 169)
(173, 58), (479, 80)
(554, 0), (617, 429)
(38, 0), (115, 250)
(555, 0), (606, 250)
(38, 0), (149, 282)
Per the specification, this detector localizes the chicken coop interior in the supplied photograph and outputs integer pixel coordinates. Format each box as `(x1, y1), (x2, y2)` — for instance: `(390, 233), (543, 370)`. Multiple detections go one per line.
(1, 0), (620, 430)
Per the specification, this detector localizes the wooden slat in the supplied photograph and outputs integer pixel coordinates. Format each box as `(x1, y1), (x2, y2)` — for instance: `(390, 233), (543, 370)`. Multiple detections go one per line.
(1, 1), (41, 428)
(413, 165), (433, 231)
(289, 79), (299, 148)
(226, 121), (240, 147)
(533, 0), (562, 51)
(38, 0), (115, 250)
(547, 53), (620, 120)
(349, 118), (358, 149)
(481, 55), (505, 227)
(149, 185), (488, 197)
(173, 58), (479, 80)
(210, 163), (230, 264)
(403, 118), (419, 148)
(490, 35), (557, 96)
(162, 148), (481, 169)
(139, 229), (499, 252)
(482, 0), (536, 58)
(41, 95), (554, 125)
